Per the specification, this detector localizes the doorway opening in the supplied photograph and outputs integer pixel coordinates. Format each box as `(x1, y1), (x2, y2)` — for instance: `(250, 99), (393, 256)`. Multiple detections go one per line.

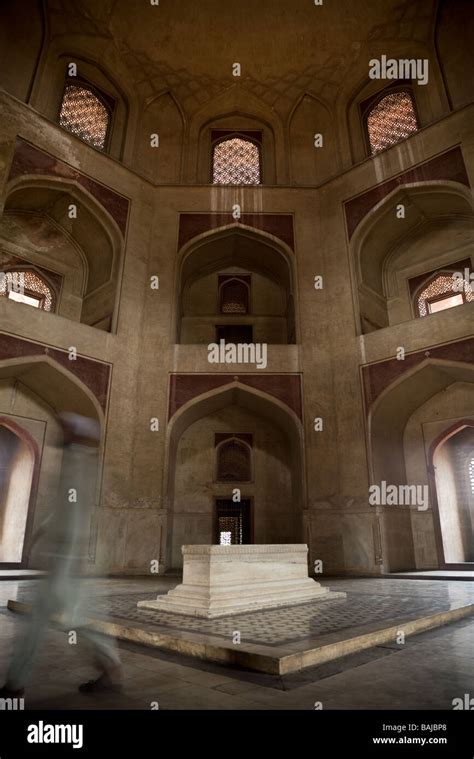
(431, 422), (474, 566)
(215, 498), (251, 545)
(216, 325), (253, 343)
(0, 424), (36, 564)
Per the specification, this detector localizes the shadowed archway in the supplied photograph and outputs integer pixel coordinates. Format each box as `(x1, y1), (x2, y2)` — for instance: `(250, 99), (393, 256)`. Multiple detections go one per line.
(162, 381), (305, 569)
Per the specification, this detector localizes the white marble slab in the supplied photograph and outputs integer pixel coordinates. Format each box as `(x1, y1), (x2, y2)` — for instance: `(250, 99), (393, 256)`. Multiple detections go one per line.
(138, 544), (346, 618)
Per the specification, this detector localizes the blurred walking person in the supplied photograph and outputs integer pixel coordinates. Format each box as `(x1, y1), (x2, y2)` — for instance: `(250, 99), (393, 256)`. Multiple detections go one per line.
(0, 412), (122, 699)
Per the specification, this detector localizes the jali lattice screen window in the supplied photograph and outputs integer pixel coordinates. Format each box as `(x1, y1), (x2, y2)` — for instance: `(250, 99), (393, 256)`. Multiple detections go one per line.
(416, 273), (473, 317)
(367, 91), (418, 155)
(212, 137), (261, 185)
(220, 278), (249, 314)
(0, 270), (55, 311)
(469, 458), (474, 496)
(59, 84), (110, 150)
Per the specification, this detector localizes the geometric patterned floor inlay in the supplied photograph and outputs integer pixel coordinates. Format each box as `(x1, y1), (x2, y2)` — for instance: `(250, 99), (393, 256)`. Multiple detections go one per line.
(84, 591), (464, 647)
(7, 577), (474, 674)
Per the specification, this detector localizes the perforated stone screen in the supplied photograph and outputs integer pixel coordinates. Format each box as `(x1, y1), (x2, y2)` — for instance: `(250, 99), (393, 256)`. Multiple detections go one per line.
(417, 274), (473, 317)
(218, 518), (241, 545)
(59, 84), (110, 150)
(0, 270), (54, 311)
(212, 138), (261, 184)
(220, 279), (249, 314)
(367, 91), (418, 155)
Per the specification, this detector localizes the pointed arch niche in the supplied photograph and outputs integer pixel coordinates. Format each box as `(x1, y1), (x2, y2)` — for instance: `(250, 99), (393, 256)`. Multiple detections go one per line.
(351, 182), (474, 334)
(133, 91), (184, 182)
(369, 358), (474, 572)
(194, 104), (278, 184)
(162, 382), (305, 569)
(0, 355), (104, 567)
(0, 176), (124, 332)
(289, 93), (338, 185)
(176, 224), (297, 344)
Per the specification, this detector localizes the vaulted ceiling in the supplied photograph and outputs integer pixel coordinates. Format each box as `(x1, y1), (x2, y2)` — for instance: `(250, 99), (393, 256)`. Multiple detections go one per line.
(45, 0), (438, 116)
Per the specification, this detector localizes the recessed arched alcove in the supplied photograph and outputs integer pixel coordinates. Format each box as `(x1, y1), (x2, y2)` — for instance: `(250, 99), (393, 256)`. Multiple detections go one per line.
(163, 382), (305, 569)
(351, 182), (474, 334)
(134, 90), (184, 182)
(0, 177), (123, 332)
(369, 358), (474, 572)
(176, 224), (297, 345)
(289, 92), (338, 185)
(0, 355), (103, 567)
(191, 88), (280, 184)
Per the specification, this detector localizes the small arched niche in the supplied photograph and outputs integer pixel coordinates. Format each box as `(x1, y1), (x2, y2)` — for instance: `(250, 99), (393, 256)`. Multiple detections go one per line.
(289, 93), (338, 185)
(133, 91), (184, 182)
(216, 437), (252, 482)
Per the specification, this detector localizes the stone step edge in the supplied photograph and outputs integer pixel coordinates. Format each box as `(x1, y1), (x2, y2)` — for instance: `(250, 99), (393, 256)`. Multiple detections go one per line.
(138, 589), (346, 617)
(7, 598), (474, 676)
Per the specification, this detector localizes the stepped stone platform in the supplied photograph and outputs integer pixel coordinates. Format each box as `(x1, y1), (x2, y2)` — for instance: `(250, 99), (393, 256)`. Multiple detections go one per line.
(7, 576), (474, 675)
(138, 545), (345, 618)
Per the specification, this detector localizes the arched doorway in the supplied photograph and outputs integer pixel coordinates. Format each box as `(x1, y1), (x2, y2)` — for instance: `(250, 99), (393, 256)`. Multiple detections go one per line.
(0, 419), (38, 564)
(369, 358), (474, 572)
(0, 355), (104, 567)
(429, 421), (474, 566)
(162, 382), (305, 570)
